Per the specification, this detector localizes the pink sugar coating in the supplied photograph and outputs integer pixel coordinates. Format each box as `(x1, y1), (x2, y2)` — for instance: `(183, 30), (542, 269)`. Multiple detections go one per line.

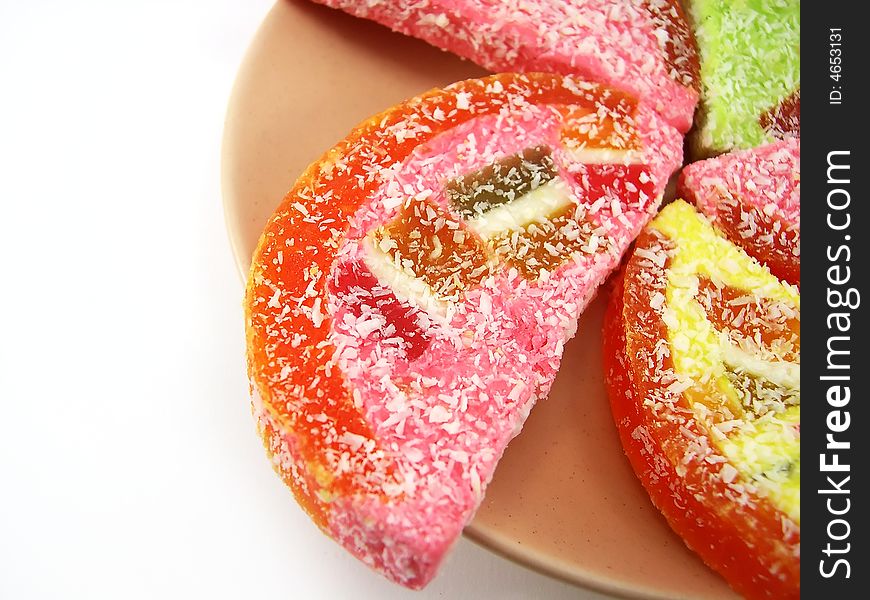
(314, 0), (699, 132)
(680, 138), (800, 230)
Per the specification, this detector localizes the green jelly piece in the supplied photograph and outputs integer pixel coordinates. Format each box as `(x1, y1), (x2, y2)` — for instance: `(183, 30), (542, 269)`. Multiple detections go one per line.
(690, 0), (800, 153)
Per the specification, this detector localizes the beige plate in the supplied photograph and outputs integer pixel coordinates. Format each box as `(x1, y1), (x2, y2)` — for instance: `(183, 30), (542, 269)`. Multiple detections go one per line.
(221, 2), (738, 598)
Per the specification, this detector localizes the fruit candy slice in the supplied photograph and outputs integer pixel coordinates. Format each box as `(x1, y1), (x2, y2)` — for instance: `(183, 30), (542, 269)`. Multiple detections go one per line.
(679, 138), (800, 285)
(312, 0), (700, 132)
(604, 200), (799, 600)
(684, 0), (799, 157)
(246, 73), (683, 588)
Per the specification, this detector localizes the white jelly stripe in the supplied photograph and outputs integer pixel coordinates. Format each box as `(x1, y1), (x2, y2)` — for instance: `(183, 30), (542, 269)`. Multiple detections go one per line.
(466, 178), (573, 240)
(720, 334), (800, 391)
(562, 147), (644, 165)
(361, 236), (450, 317)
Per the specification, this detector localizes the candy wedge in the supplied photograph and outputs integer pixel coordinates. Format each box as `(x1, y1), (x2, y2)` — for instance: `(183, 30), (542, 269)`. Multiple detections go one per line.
(246, 73), (683, 587)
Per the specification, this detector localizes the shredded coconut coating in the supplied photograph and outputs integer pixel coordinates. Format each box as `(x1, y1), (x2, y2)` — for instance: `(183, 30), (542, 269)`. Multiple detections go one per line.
(312, 0), (700, 132)
(679, 138), (800, 285)
(603, 201), (799, 600)
(685, 0), (800, 157)
(245, 73), (683, 588)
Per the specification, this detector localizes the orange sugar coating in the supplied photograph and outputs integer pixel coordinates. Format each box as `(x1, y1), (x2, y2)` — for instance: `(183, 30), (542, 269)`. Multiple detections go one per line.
(696, 278), (800, 362)
(557, 98), (642, 151)
(688, 278), (800, 422)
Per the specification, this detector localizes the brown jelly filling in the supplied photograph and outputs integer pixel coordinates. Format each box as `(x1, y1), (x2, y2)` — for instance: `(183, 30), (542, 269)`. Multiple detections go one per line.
(759, 88), (800, 139)
(488, 205), (606, 279)
(373, 199), (491, 299)
(446, 146), (557, 218)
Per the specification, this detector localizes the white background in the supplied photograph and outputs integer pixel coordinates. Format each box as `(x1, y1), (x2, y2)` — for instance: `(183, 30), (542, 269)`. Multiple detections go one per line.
(0, 1), (609, 598)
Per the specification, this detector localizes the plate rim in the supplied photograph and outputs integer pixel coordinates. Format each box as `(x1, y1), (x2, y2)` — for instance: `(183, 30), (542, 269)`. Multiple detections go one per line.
(219, 3), (735, 598)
